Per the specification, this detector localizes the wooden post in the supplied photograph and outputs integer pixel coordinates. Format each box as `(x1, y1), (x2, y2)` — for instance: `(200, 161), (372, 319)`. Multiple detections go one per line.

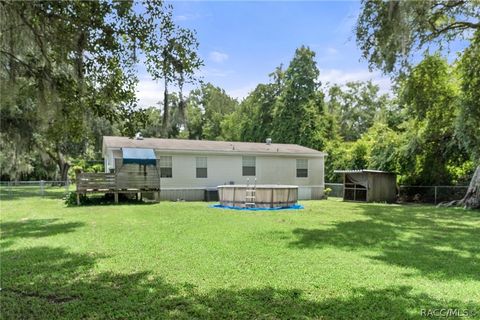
(271, 188), (274, 207)
(40, 180), (45, 197)
(114, 192), (119, 204)
(76, 193), (80, 205)
(434, 186), (437, 205)
(286, 188), (290, 207)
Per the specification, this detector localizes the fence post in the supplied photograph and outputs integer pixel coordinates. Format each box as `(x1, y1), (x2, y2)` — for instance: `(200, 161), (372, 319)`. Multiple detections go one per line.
(434, 186), (437, 205)
(40, 180), (45, 197)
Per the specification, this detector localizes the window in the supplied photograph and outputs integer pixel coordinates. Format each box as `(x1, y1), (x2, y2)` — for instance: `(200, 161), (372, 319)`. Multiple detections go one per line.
(159, 156), (172, 178)
(296, 159), (308, 178)
(242, 156), (256, 176)
(196, 157), (207, 178)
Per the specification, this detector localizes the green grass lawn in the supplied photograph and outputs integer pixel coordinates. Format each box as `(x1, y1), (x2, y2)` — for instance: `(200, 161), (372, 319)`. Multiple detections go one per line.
(1, 192), (479, 319)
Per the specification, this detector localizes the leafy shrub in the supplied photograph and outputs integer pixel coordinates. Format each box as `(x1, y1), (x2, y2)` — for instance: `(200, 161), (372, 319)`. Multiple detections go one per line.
(64, 191), (89, 206)
(68, 160), (104, 180)
(324, 188), (332, 196)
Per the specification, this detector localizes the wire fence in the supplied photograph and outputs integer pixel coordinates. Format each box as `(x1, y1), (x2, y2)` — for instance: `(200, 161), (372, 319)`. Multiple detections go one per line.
(325, 183), (468, 204)
(324, 183), (344, 198)
(0, 180), (72, 199)
(0, 180), (469, 204)
(397, 185), (468, 204)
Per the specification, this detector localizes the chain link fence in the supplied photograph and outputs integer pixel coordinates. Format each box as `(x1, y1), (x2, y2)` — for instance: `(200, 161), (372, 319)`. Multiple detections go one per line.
(1, 180), (469, 205)
(398, 185), (468, 204)
(324, 183), (344, 198)
(0, 180), (71, 200)
(325, 183), (468, 204)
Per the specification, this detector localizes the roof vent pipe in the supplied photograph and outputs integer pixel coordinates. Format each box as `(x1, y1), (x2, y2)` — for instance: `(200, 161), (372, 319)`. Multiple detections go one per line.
(135, 132), (144, 140)
(266, 138), (272, 145)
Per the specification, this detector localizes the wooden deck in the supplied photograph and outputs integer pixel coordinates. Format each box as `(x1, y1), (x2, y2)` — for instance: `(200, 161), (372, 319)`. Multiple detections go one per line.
(76, 172), (161, 204)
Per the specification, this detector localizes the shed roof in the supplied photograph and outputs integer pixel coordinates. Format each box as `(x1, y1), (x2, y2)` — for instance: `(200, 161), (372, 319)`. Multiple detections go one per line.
(334, 169), (396, 174)
(103, 136), (326, 156)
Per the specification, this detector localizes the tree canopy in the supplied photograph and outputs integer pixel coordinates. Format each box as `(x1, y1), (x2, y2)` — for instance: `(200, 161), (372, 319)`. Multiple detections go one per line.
(356, 0), (480, 74)
(0, 0), (201, 180)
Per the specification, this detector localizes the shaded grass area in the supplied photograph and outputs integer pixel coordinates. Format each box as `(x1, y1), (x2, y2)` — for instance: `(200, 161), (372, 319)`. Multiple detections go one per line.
(1, 196), (479, 319)
(290, 205), (480, 281)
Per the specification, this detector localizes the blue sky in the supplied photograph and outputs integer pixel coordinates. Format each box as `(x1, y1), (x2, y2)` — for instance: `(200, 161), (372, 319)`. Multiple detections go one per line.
(134, 1), (449, 107)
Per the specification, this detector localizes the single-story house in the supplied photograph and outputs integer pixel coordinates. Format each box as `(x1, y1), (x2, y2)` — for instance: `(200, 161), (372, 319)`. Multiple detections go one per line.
(334, 169), (397, 203)
(102, 136), (326, 201)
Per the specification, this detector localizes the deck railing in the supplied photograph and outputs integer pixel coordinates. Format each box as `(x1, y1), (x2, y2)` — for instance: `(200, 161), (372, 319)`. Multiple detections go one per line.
(76, 173), (117, 191)
(76, 172), (161, 192)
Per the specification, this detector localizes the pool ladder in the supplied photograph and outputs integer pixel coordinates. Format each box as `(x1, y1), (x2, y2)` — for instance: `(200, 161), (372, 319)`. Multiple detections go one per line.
(245, 178), (257, 208)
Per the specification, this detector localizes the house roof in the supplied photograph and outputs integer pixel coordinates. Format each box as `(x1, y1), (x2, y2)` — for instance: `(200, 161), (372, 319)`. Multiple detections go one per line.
(334, 169), (396, 174)
(103, 136), (326, 156)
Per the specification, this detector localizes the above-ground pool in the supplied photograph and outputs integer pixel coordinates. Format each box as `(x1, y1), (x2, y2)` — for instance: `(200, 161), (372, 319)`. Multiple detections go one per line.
(217, 184), (298, 208)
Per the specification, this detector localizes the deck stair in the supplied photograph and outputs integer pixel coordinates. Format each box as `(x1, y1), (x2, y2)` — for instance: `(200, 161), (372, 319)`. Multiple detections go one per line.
(245, 178), (257, 208)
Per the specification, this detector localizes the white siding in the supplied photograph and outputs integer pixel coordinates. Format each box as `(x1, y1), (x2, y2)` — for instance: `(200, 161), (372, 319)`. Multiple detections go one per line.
(104, 148), (325, 200)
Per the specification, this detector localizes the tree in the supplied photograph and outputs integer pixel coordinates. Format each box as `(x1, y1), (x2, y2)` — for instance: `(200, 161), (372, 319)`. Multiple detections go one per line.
(197, 84), (238, 140)
(356, 0), (480, 74)
(453, 30), (480, 209)
(397, 54), (464, 185)
(220, 64), (285, 143)
(143, 5), (202, 136)
(0, 1), (201, 181)
(271, 46), (327, 150)
(459, 165), (480, 209)
(183, 91), (204, 140)
(456, 30), (480, 163)
(230, 83), (278, 142)
(326, 81), (389, 141)
(361, 123), (401, 172)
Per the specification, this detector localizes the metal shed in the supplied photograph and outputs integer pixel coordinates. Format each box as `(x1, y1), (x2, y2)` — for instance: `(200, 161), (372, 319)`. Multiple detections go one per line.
(334, 170), (397, 203)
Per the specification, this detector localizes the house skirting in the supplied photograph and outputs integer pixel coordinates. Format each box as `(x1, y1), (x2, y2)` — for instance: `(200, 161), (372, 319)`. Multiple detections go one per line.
(143, 186), (324, 201)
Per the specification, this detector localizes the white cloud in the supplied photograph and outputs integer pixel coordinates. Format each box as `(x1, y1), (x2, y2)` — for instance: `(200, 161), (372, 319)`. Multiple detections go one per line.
(197, 67), (234, 78)
(209, 51), (229, 63)
(136, 78), (163, 108)
(174, 14), (199, 22)
(318, 68), (392, 94)
(227, 83), (257, 101)
(174, 13), (211, 22)
(175, 15), (189, 22)
(326, 47), (338, 55)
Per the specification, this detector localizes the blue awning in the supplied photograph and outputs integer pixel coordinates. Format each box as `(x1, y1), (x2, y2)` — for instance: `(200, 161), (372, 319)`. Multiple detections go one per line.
(122, 148), (157, 165)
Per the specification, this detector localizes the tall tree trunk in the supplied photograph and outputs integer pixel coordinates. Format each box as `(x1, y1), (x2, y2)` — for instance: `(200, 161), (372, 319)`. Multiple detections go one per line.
(459, 165), (480, 209)
(46, 148), (70, 184)
(178, 72), (187, 131)
(162, 79), (169, 137)
(58, 160), (70, 184)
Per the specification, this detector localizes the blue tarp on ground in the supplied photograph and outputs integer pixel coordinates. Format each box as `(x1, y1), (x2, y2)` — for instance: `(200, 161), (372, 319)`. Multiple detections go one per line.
(210, 204), (304, 211)
(122, 148), (157, 165)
